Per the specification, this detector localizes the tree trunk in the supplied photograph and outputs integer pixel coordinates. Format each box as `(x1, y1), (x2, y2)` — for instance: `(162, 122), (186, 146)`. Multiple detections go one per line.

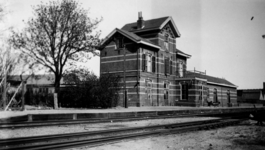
(21, 81), (25, 111)
(53, 75), (61, 109)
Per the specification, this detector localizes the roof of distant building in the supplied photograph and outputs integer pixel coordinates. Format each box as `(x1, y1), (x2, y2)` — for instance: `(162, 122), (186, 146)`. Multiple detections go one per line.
(185, 71), (237, 88)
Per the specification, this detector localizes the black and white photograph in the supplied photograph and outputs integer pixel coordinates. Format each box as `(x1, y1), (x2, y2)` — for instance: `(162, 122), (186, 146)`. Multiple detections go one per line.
(0, 0), (265, 149)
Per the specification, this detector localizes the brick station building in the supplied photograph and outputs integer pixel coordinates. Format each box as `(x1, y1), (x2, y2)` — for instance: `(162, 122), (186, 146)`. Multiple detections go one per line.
(99, 12), (237, 107)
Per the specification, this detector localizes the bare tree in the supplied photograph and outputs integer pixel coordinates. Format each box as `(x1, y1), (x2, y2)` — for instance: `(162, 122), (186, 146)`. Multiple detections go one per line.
(10, 0), (102, 108)
(0, 44), (21, 109)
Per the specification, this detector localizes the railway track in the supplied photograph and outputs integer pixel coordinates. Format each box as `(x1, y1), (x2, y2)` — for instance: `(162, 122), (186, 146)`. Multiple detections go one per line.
(0, 118), (245, 150)
(0, 112), (248, 129)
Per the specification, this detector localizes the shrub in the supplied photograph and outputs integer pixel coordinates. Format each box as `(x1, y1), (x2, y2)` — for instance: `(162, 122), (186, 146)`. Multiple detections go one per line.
(59, 73), (121, 108)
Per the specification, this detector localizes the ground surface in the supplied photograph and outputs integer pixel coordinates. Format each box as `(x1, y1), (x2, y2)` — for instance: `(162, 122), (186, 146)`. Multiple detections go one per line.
(1, 113), (264, 150)
(77, 120), (265, 150)
(0, 117), (216, 139)
(1, 106), (264, 149)
(1, 105), (263, 119)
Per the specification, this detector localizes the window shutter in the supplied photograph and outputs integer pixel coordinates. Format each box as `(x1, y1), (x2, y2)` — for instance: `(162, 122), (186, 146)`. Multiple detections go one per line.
(142, 54), (146, 72)
(152, 56), (156, 73)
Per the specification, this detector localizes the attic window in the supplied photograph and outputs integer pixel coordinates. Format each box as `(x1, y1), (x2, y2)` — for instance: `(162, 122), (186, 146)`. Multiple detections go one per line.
(116, 38), (124, 48)
(165, 34), (169, 42)
(164, 34), (169, 51)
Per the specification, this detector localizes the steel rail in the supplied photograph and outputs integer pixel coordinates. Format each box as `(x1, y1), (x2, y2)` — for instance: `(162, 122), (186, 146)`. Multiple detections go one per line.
(0, 118), (244, 150)
(0, 119), (222, 146)
(0, 111), (248, 129)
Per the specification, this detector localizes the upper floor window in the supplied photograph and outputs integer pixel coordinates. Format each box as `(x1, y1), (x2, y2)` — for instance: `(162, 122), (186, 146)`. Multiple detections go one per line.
(170, 60), (173, 74)
(178, 63), (183, 77)
(177, 61), (186, 77)
(142, 53), (156, 73)
(147, 54), (152, 72)
(164, 57), (172, 75)
(164, 57), (169, 74)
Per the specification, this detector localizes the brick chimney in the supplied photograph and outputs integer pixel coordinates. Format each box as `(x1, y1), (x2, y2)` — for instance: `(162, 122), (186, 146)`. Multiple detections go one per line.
(137, 12), (144, 29)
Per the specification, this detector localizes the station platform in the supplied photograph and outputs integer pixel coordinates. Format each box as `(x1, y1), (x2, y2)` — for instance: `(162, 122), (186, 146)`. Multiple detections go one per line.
(0, 104), (264, 122)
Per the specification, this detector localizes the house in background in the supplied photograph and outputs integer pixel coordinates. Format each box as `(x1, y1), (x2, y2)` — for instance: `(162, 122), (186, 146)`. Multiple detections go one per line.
(99, 12), (237, 107)
(237, 82), (265, 104)
(8, 75), (59, 94)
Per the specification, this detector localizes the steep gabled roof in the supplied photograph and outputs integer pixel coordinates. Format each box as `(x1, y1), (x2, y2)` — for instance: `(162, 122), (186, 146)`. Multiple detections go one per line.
(121, 16), (181, 37)
(185, 71), (237, 88)
(99, 28), (160, 50)
(122, 17), (169, 31)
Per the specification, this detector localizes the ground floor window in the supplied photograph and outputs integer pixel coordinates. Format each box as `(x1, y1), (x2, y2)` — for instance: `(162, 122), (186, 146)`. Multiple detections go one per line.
(181, 82), (189, 100)
(145, 79), (152, 104)
(164, 82), (169, 100)
(214, 88), (218, 102)
(227, 90), (231, 103)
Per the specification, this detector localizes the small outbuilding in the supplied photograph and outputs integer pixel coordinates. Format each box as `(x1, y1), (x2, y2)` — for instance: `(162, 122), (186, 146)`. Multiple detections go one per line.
(175, 70), (237, 107)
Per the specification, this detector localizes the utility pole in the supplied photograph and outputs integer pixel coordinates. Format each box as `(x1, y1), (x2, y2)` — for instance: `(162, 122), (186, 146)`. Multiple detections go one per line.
(123, 43), (128, 108)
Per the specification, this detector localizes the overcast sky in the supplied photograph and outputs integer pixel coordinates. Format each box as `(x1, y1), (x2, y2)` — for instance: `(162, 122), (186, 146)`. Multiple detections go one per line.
(1, 0), (265, 89)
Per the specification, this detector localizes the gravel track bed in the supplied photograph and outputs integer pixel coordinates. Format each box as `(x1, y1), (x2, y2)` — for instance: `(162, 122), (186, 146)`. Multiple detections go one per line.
(71, 120), (265, 150)
(0, 117), (217, 139)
